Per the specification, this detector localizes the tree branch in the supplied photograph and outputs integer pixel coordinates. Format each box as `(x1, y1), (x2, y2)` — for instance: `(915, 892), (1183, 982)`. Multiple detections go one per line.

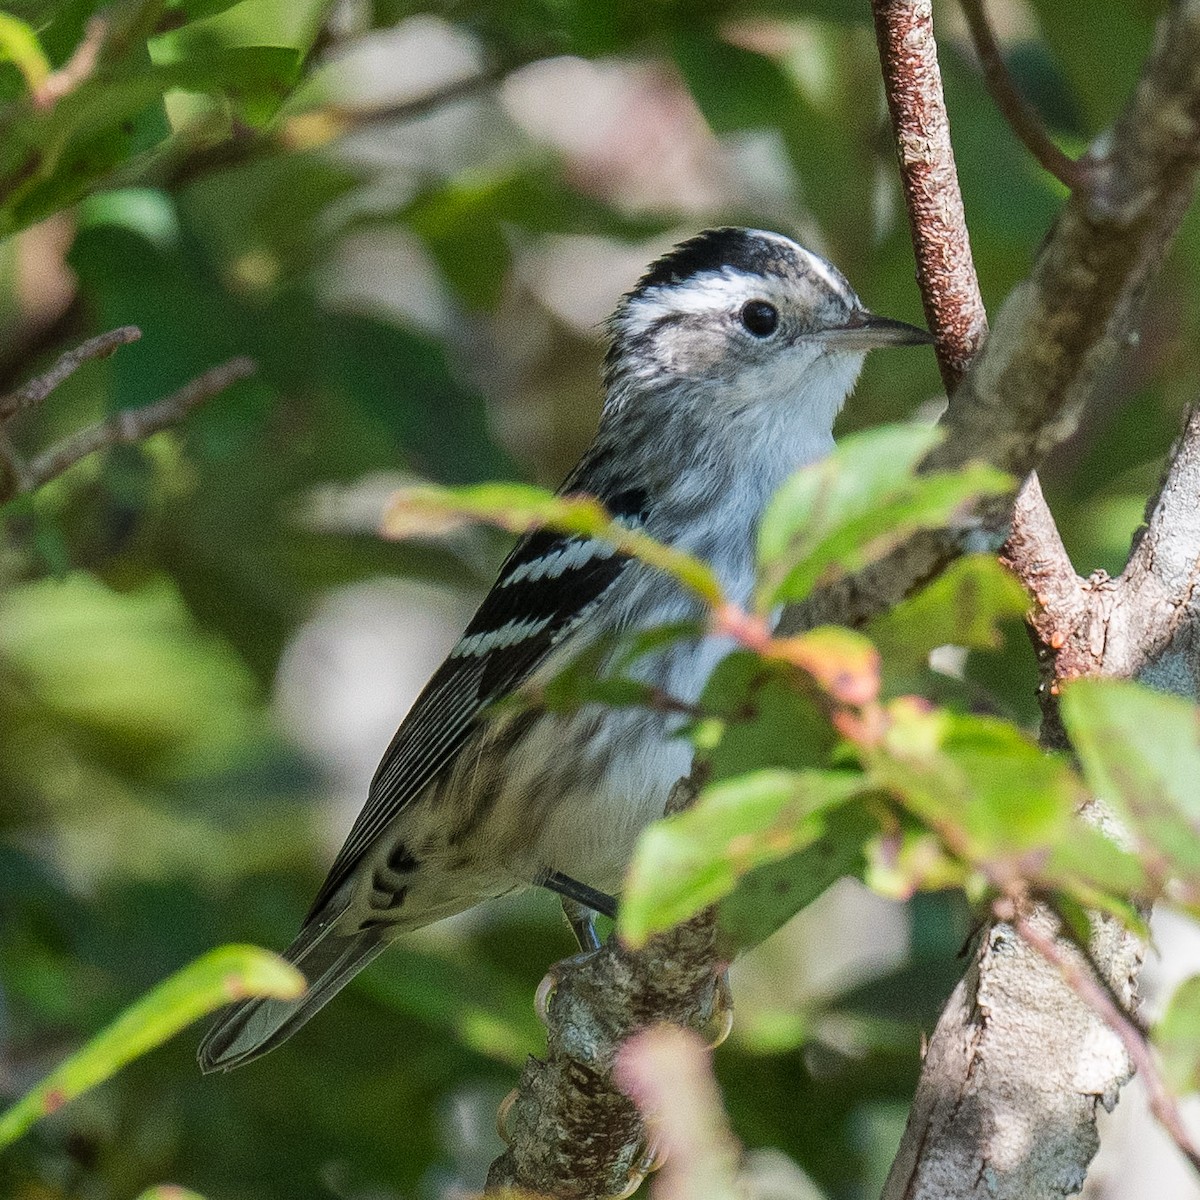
(1113, 405), (1200, 693)
(998, 473), (1088, 749)
(872, 0), (987, 391)
(883, 903), (1141, 1200)
(788, 0), (1200, 637)
(872, 2), (1200, 1194)
(485, 776), (728, 1198)
(0, 326), (141, 420)
(883, 405), (1200, 1197)
(929, 0), (1200, 479)
(0, 328), (255, 504)
(1016, 403), (1200, 702)
(959, 0), (1084, 189)
(20, 357), (256, 496)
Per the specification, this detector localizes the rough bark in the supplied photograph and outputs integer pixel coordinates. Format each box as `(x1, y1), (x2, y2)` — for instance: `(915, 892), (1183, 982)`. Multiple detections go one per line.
(884, 909), (1140, 1200)
(872, 0), (987, 391)
(878, 3), (1200, 1195)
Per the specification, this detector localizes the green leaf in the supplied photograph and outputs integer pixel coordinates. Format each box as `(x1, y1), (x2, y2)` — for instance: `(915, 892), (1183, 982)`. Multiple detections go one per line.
(152, 45), (303, 127)
(674, 30), (798, 138)
(0, 945), (304, 1150)
(1155, 976), (1200, 1096)
(1043, 824), (1151, 931)
(382, 481), (726, 607)
(868, 554), (1030, 676)
(696, 651), (838, 780)
(864, 816), (976, 901)
(135, 1189), (207, 1200)
(716, 802), (877, 951)
(1060, 678), (1200, 904)
(867, 700), (1146, 917)
(0, 12), (50, 93)
(0, 573), (264, 776)
(874, 705), (1080, 856)
(756, 424), (1013, 608)
(0, 45), (303, 236)
(620, 769), (866, 947)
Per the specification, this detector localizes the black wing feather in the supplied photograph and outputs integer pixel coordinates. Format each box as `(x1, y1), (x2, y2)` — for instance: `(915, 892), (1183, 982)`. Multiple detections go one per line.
(304, 476), (647, 920)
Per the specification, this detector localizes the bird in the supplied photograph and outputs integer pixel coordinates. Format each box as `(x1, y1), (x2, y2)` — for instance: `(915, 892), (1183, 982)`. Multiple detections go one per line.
(198, 227), (932, 1072)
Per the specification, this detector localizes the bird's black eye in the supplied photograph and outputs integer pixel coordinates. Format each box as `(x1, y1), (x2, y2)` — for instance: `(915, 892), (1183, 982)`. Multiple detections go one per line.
(740, 300), (779, 337)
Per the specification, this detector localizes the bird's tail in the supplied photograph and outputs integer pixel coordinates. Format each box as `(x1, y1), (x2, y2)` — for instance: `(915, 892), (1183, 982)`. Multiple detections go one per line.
(197, 911), (389, 1073)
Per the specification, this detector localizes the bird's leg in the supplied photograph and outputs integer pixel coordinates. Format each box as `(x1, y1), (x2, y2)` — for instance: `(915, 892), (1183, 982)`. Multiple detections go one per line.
(537, 868), (616, 951)
(537, 868), (617, 918)
(560, 897), (601, 952)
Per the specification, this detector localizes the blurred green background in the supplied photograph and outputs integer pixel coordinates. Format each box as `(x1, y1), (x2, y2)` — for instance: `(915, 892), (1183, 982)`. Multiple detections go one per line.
(0, 1), (1196, 1197)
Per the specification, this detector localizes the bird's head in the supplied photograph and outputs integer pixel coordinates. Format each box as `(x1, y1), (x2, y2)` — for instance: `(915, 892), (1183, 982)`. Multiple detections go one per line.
(603, 228), (931, 434)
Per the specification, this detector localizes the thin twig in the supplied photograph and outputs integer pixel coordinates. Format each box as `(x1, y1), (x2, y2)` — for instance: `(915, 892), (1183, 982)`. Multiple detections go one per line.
(959, 0), (1084, 189)
(316, 67), (511, 138)
(1011, 908), (1200, 1175)
(0, 326), (142, 421)
(1043, 895), (1153, 1038)
(0, 298), (86, 400)
(18, 356), (256, 496)
(871, 0), (988, 391)
(34, 15), (107, 110)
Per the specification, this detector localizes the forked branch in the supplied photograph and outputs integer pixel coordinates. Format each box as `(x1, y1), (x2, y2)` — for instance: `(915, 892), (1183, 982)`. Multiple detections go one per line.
(0, 326), (256, 503)
(872, 0), (1200, 1195)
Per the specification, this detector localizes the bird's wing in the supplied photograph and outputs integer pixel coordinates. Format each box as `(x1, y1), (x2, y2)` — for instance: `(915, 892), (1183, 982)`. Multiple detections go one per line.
(305, 480), (648, 920)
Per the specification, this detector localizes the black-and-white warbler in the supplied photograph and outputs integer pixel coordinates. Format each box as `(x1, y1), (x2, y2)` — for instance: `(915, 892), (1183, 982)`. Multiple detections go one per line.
(198, 227), (931, 1072)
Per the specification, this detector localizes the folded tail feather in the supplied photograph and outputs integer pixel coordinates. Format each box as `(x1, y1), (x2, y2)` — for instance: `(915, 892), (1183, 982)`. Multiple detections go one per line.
(197, 912), (389, 1073)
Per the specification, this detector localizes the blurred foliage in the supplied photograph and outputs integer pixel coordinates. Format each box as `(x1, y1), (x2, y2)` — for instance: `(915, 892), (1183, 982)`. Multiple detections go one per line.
(1, 1), (1198, 1199)
(0, 945), (303, 1151)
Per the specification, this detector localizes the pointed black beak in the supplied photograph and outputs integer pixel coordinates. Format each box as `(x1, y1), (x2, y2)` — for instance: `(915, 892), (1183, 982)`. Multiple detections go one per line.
(821, 310), (935, 350)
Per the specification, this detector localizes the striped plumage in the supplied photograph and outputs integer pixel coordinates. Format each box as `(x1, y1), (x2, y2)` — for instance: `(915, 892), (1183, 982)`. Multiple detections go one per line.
(198, 228), (931, 1072)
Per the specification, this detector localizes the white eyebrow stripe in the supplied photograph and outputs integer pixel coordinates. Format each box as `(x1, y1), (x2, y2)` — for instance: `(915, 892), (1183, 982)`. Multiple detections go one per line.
(795, 245), (857, 307)
(451, 615), (555, 659)
(501, 538), (616, 586)
(617, 270), (762, 336)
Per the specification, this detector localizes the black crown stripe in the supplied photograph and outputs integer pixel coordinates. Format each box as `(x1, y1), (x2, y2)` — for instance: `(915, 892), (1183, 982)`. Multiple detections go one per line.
(630, 228), (793, 298)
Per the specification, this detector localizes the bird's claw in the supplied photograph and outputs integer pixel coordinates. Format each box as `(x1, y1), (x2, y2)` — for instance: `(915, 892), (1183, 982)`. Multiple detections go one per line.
(704, 968), (734, 1048)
